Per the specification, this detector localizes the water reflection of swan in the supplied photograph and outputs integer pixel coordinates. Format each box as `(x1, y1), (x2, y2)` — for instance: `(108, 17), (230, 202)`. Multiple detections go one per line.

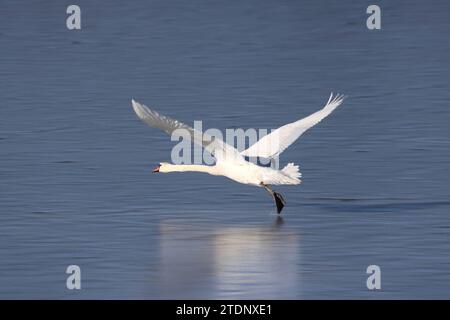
(157, 219), (300, 299)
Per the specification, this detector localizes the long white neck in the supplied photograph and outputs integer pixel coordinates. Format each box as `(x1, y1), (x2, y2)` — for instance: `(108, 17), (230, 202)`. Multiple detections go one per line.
(163, 164), (217, 175)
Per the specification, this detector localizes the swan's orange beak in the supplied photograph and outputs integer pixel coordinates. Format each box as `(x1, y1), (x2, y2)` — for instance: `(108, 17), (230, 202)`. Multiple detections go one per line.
(152, 164), (161, 173)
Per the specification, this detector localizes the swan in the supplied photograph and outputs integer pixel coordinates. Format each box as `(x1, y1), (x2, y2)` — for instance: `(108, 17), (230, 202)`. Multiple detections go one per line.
(131, 93), (345, 213)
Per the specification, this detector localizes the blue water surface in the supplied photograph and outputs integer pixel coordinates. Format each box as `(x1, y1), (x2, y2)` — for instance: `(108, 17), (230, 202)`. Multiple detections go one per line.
(1, 0), (449, 299)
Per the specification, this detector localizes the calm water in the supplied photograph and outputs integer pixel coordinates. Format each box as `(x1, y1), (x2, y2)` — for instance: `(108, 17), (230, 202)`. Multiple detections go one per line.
(1, 0), (450, 299)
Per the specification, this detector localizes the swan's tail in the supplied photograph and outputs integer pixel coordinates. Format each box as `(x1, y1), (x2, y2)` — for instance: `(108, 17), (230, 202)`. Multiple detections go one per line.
(281, 163), (302, 184)
(262, 162), (302, 185)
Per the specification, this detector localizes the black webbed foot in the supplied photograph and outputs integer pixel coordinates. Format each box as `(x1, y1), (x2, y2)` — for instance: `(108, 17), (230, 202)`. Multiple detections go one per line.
(273, 191), (286, 214)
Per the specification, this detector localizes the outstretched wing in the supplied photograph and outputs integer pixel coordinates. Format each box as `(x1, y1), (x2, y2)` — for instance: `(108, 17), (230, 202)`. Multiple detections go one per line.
(131, 100), (244, 163)
(240, 93), (346, 159)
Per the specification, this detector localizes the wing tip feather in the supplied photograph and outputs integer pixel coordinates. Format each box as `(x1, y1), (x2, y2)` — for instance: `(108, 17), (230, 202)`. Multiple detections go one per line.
(326, 92), (347, 108)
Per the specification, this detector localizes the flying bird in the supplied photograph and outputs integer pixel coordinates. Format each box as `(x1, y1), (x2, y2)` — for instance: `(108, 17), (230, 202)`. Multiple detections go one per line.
(132, 93), (345, 213)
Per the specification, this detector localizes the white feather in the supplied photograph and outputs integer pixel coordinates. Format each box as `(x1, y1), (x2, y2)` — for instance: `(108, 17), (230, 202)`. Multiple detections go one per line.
(241, 93), (346, 158)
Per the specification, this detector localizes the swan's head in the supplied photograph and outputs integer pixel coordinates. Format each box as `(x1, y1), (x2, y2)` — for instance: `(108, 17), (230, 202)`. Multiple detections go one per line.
(153, 162), (171, 173)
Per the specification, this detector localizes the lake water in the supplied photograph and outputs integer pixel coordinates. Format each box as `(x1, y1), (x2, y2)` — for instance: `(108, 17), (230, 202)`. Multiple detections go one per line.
(1, 0), (450, 299)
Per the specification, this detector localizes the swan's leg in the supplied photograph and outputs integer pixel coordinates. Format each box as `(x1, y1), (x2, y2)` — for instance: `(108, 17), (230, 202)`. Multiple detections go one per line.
(261, 183), (286, 214)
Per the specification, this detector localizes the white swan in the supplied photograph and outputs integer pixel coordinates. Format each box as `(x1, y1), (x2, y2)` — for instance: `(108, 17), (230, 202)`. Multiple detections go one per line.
(132, 93), (345, 213)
